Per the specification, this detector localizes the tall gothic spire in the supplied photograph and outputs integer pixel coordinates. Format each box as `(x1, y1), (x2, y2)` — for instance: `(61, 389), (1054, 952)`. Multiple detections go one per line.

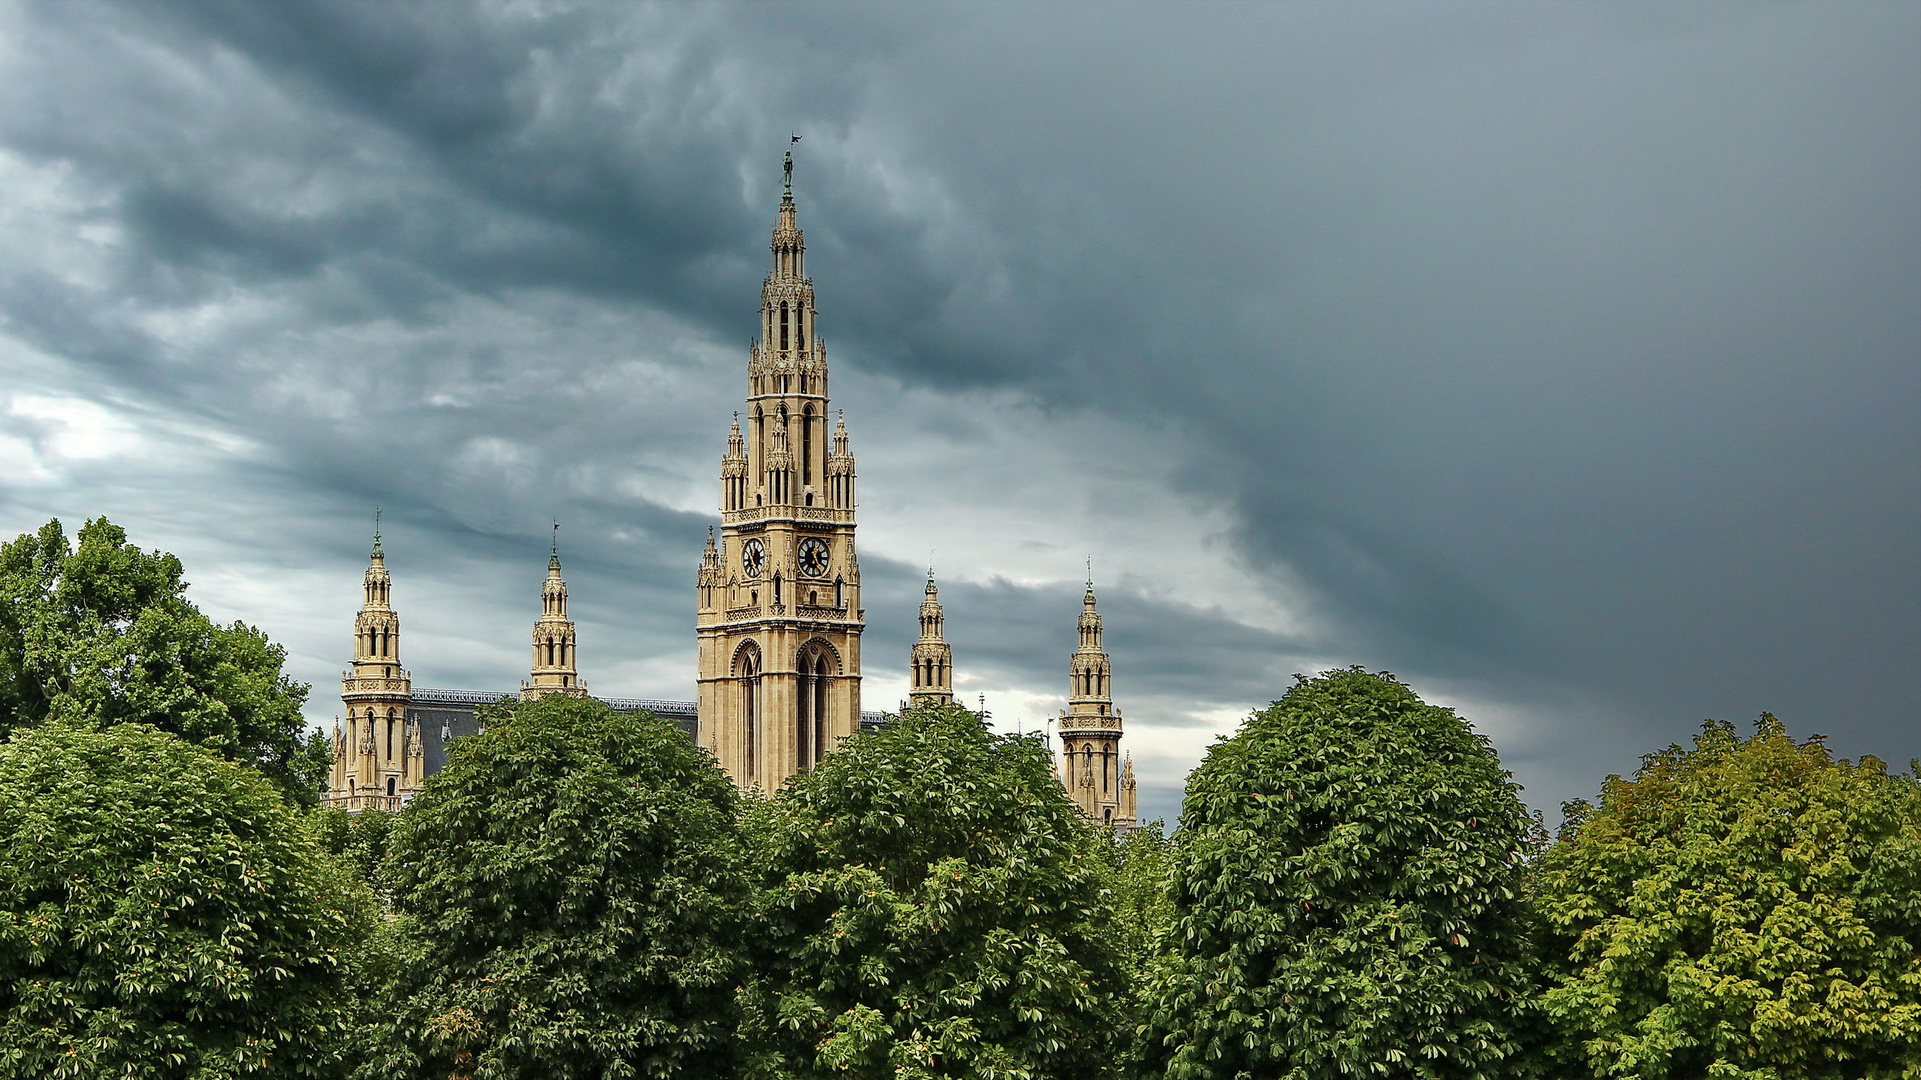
(697, 150), (866, 793)
(909, 567), (954, 706)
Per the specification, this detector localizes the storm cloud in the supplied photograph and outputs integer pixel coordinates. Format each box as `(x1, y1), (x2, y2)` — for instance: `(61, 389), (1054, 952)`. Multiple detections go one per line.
(1, 0), (1914, 823)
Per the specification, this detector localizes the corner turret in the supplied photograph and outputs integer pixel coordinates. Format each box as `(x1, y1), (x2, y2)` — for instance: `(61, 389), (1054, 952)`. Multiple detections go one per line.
(909, 568), (955, 706)
(524, 525), (586, 699)
(329, 510), (417, 810)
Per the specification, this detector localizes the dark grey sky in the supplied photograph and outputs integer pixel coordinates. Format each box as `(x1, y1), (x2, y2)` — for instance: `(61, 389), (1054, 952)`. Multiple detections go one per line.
(1, 0), (1914, 824)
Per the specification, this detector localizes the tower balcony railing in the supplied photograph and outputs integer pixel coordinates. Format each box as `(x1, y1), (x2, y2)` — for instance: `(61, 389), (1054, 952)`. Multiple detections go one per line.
(319, 792), (407, 813)
(795, 603), (851, 621)
(341, 670), (412, 695)
(722, 506), (854, 525)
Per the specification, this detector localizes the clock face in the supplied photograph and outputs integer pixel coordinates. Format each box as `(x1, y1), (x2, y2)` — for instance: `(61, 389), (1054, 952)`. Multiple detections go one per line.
(741, 537), (766, 578)
(798, 537), (830, 577)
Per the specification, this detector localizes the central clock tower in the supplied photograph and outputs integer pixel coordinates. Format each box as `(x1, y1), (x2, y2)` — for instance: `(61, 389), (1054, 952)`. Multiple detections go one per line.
(696, 152), (864, 793)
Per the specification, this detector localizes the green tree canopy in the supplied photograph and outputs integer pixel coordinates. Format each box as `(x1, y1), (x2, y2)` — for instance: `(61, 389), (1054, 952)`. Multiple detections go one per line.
(0, 723), (371, 1079)
(1108, 820), (1177, 981)
(1142, 668), (1540, 1080)
(308, 803), (397, 899)
(1535, 715), (1921, 1078)
(361, 693), (750, 1080)
(741, 701), (1127, 1080)
(0, 517), (323, 802)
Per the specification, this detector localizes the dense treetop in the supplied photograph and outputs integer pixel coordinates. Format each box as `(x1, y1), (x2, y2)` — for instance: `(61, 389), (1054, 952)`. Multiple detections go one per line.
(0, 724), (370, 1080)
(0, 518), (323, 802)
(358, 693), (752, 1080)
(1535, 715), (1921, 1079)
(742, 701), (1128, 1080)
(1143, 668), (1541, 1080)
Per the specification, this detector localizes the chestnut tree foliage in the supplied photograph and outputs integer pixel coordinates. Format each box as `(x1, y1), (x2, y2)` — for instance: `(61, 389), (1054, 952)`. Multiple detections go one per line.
(740, 702), (1129, 1080)
(1141, 668), (1540, 1080)
(360, 694), (752, 1080)
(0, 724), (371, 1080)
(0, 518), (324, 803)
(1534, 715), (1921, 1079)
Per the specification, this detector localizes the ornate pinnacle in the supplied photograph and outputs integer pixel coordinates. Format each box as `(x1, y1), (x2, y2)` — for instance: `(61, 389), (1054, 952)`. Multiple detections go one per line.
(372, 507), (383, 557)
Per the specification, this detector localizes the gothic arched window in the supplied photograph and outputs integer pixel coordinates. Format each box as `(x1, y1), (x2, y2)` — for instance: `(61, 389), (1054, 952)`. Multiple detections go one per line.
(738, 644), (763, 781)
(802, 404), (815, 486)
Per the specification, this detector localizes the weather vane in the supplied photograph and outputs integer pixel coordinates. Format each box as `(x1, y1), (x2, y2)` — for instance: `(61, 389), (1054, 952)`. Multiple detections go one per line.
(551, 519), (560, 557)
(784, 133), (800, 196)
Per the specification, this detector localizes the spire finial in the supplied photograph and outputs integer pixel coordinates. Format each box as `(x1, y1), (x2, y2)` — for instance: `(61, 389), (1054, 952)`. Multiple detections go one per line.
(549, 520), (562, 571)
(372, 507), (383, 556)
(1086, 554), (1093, 590)
(783, 137), (797, 198)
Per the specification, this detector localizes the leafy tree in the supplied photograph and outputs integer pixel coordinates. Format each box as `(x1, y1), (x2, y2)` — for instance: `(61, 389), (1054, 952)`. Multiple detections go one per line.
(741, 701), (1127, 1080)
(1141, 668), (1540, 1080)
(0, 518), (325, 803)
(1534, 715), (1921, 1078)
(0, 723), (372, 1079)
(361, 693), (750, 1080)
(1109, 820), (1177, 978)
(308, 803), (397, 898)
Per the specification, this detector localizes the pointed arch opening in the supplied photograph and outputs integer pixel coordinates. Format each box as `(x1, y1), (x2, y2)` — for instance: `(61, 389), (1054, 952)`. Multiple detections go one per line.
(796, 639), (842, 771)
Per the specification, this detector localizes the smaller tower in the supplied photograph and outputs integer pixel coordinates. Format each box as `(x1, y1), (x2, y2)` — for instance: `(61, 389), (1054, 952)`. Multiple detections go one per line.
(331, 512), (415, 810)
(1057, 574), (1136, 829)
(909, 568), (954, 706)
(523, 526), (586, 700)
(826, 410), (856, 510)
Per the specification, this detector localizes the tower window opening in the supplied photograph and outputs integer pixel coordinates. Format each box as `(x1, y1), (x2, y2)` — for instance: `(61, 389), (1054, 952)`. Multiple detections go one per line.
(741, 647), (762, 782)
(802, 405), (813, 485)
(779, 303), (789, 351)
(388, 776), (397, 797)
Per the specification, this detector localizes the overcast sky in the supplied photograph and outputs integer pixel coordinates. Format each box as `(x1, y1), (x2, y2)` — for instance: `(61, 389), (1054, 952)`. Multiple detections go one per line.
(1, 0), (1915, 824)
